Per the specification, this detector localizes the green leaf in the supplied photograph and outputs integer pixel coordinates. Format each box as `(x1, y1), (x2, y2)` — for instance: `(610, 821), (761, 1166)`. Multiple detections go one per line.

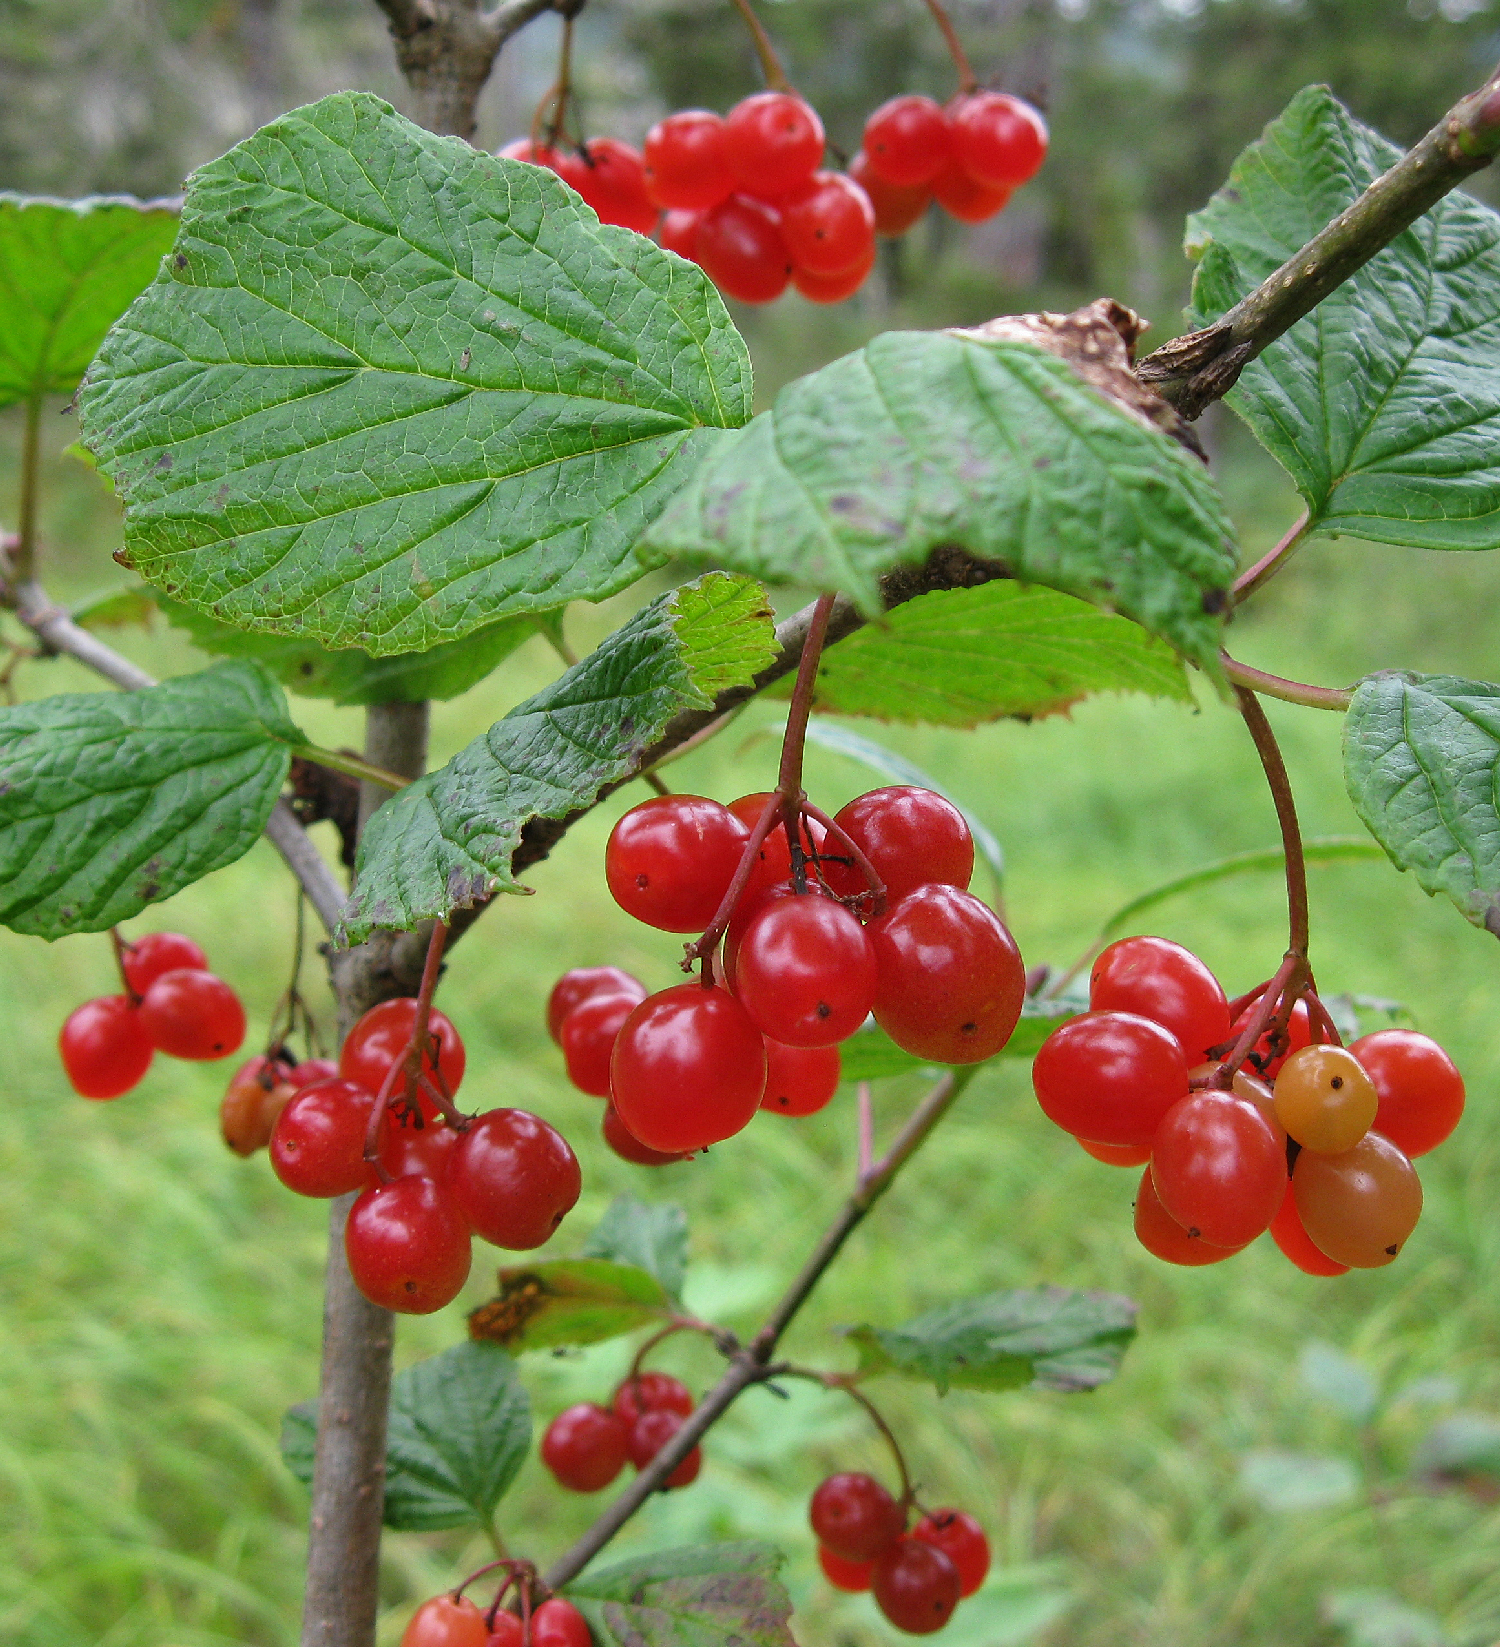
(341, 573), (777, 941)
(580, 1195), (689, 1301)
(803, 583), (1192, 725)
(70, 585), (159, 631)
(76, 91), (751, 655)
(836, 995), (1080, 1083)
(847, 1286), (1137, 1396)
(1299, 1342), (1380, 1425)
(640, 329), (1236, 675)
(1187, 84), (1500, 551)
(1411, 1413), (1500, 1483)
(1342, 672), (1500, 932)
(1238, 1450), (1361, 1513)
(468, 1258), (671, 1353)
(279, 1343), (531, 1533)
(0, 659), (304, 938)
(566, 1542), (795, 1647)
(155, 592), (539, 705)
(0, 193), (177, 409)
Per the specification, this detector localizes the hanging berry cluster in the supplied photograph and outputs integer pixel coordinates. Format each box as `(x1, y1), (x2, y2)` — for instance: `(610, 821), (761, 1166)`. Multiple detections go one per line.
(1030, 936), (1463, 1273)
(401, 1575), (591, 1647)
(541, 1369), (703, 1495)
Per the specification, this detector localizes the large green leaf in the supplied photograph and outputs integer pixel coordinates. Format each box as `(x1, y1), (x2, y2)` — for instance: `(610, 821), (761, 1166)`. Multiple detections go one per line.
(804, 583), (1192, 725)
(0, 659), (303, 938)
(468, 1258), (671, 1353)
(1188, 85), (1500, 550)
(639, 329), (1236, 674)
(566, 1542), (795, 1647)
(0, 193), (177, 409)
(1343, 672), (1500, 932)
(581, 1195), (689, 1301)
(341, 573), (777, 940)
(77, 91), (751, 655)
(848, 1286), (1138, 1395)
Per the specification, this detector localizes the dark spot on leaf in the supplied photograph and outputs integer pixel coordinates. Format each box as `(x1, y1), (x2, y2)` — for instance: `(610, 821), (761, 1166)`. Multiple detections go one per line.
(829, 494), (861, 514)
(1202, 587), (1229, 615)
(175, 253), (187, 269)
(153, 451), (173, 473)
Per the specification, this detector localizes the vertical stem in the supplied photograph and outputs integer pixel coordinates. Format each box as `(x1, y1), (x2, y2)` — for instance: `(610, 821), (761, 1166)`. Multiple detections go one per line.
(1232, 511), (1311, 606)
(14, 394), (42, 585)
(776, 592), (836, 827)
(919, 0), (978, 94)
(1233, 687), (1310, 958)
(728, 0), (791, 91)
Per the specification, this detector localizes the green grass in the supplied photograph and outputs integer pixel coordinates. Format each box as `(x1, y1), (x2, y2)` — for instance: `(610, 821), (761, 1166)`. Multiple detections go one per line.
(3, 413), (1500, 1647)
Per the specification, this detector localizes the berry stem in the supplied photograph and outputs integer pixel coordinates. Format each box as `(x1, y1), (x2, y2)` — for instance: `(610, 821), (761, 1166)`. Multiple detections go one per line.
(800, 798), (888, 915)
(727, 0), (791, 92)
(680, 790), (785, 972)
(1220, 654), (1353, 712)
(1205, 950), (1305, 1089)
(291, 744), (413, 793)
(785, 1367), (917, 1505)
(1303, 989), (1345, 1048)
(776, 592), (836, 829)
(1232, 511), (1312, 606)
(109, 927), (141, 1004)
(535, 12), (580, 148)
(1234, 686), (1310, 961)
(918, 0), (978, 95)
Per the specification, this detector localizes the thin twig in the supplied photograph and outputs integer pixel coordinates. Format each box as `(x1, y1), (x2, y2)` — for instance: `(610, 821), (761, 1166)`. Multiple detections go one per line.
(1221, 653), (1352, 712)
(1233, 512), (1312, 606)
(1234, 686), (1310, 959)
(919, 0), (977, 94)
(728, 0), (790, 90)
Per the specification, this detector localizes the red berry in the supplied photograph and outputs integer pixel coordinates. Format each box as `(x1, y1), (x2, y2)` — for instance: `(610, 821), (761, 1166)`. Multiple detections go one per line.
(547, 967), (647, 1043)
(1089, 936), (1231, 1062)
(530, 1598), (592, 1647)
(948, 90), (1049, 189)
(613, 1369), (695, 1427)
(1149, 1091), (1287, 1248)
(121, 931), (207, 996)
(401, 1593), (489, 1647)
(605, 795), (749, 933)
(761, 1038), (840, 1116)
(735, 895), (877, 1047)
(627, 1407), (701, 1488)
(822, 785), (974, 906)
(59, 995), (154, 1099)
(499, 137), (561, 169)
(601, 1104), (690, 1165)
(930, 159), (1009, 223)
(1032, 1011), (1188, 1147)
(863, 93), (952, 187)
(1349, 1029), (1464, 1158)
(791, 248), (875, 304)
(345, 1175), (472, 1313)
(290, 1056), (339, 1088)
(658, 208), (703, 261)
(221, 1054), (296, 1155)
(912, 1509), (990, 1598)
(486, 1613), (524, 1647)
(571, 137), (658, 233)
(138, 968), (245, 1060)
(562, 992), (644, 1097)
(1078, 1137), (1151, 1167)
(379, 1111), (460, 1183)
(695, 195), (792, 304)
(724, 91), (825, 196)
(1133, 1167), (1243, 1266)
(871, 1536), (961, 1635)
(541, 1402), (630, 1492)
(869, 884), (1025, 1063)
(445, 1109), (581, 1250)
(1269, 1180), (1349, 1277)
(644, 109), (734, 209)
(341, 997), (466, 1100)
(270, 1078), (378, 1197)
(818, 1546), (873, 1592)
(849, 151), (931, 237)
(724, 794), (826, 902)
(809, 1472), (905, 1563)
(610, 984), (766, 1154)
(780, 171), (875, 275)
(1228, 995), (1312, 1078)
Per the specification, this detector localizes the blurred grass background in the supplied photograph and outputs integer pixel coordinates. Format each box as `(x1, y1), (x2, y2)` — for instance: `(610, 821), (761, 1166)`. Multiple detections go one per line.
(5, 2), (1500, 1645)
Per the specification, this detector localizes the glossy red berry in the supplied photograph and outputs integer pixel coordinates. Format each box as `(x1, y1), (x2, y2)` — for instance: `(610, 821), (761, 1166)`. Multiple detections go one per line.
(121, 931), (207, 995)
(379, 1111), (460, 1183)
(725, 793), (825, 901)
(818, 1545), (873, 1592)
(627, 1407), (701, 1488)
(270, 1078), (378, 1197)
(547, 967), (648, 1043)
(809, 1472), (905, 1563)
(290, 1056), (339, 1089)
(59, 995), (154, 1099)
(1229, 995), (1312, 1078)
(613, 1369), (695, 1427)
(791, 248), (875, 304)
(562, 992), (645, 1097)
(610, 984), (766, 1154)
(1349, 1029), (1465, 1158)
(341, 997), (467, 1100)
(601, 1104), (690, 1165)
(605, 795), (749, 932)
(949, 90), (1049, 188)
(849, 151), (931, 237)
(761, 1039), (841, 1116)
(912, 1509), (990, 1598)
(930, 158), (1009, 223)
(400, 1593), (490, 1647)
(724, 91), (825, 196)
(659, 207), (703, 261)
(1133, 1167), (1243, 1266)
(735, 895), (877, 1047)
(871, 1537), (961, 1635)
(1269, 1180), (1349, 1276)
(695, 195), (792, 304)
(445, 1109), (580, 1250)
(485, 1613), (524, 1647)
(571, 137), (659, 233)
(530, 1598), (592, 1647)
(499, 137), (561, 169)
(869, 884), (1025, 1063)
(541, 1402), (630, 1492)
(1149, 1091), (1287, 1248)
(780, 171), (876, 275)
(644, 109), (734, 209)
(1088, 936), (1230, 1062)
(1078, 1137), (1152, 1167)
(821, 785), (974, 906)
(138, 968), (245, 1060)
(1032, 1011), (1189, 1147)
(863, 93), (952, 187)
(345, 1174), (472, 1314)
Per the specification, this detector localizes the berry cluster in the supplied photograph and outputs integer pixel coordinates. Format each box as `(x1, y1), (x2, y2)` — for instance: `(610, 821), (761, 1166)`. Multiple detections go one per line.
(269, 997), (581, 1314)
(502, 84), (1047, 307)
(541, 1369), (702, 1495)
(59, 930), (246, 1099)
(401, 1592), (590, 1647)
(220, 1046), (337, 1156)
(549, 784), (1025, 1162)
(1031, 937), (1463, 1272)
(811, 1472), (989, 1635)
